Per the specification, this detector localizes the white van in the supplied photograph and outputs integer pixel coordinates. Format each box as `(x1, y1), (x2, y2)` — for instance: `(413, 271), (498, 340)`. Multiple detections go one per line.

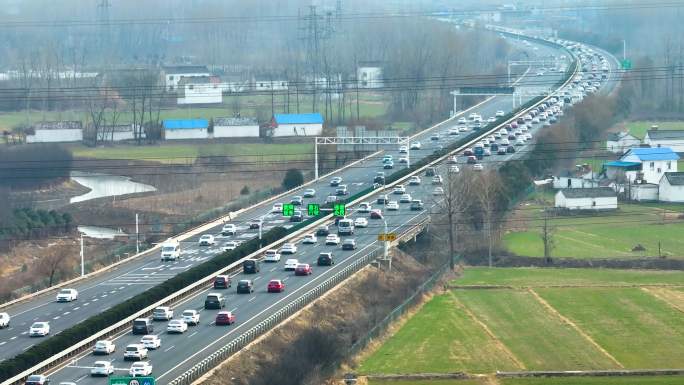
(337, 219), (355, 236)
(160, 238), (181, 261)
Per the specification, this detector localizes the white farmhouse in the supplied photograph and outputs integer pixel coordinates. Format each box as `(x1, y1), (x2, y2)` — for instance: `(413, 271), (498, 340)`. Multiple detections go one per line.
(606, 131), (640, 154)
(254, 79), (289, 91)
(607, 147), (679, 184)
(163, 119), (209, 140)
(269, 113), (323, 137)
(357, 62), (383, 89)
(95, 124), (140, 142)
(643, 130), (684, 153)
(555, 188), (618, 211)
(213, 117), (259, 138)
(162, 65), (211, 92)
(658, 172), (684, 202)
(177, 76), (222, 105)
(26, 121), (83, 143)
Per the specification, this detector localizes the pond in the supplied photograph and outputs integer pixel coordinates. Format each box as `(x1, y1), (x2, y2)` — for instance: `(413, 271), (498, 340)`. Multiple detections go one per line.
(70, 171), (156, 203)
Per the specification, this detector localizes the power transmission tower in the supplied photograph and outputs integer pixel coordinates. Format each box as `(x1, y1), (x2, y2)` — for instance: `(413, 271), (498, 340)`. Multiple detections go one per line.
(97, 0), (111, 54)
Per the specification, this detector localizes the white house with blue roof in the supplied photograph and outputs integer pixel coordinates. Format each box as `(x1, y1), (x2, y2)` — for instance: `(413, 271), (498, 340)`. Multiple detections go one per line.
(163, 119), (209, 140)
(270, 113), (323, 137)
(606, 147), (679, 184)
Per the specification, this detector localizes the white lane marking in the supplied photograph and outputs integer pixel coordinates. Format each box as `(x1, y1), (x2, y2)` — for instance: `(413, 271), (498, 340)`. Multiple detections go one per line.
(73, 307), (80, 310)
(189, 331), (198, 338)
(269, 267), (276, 272)
(64, 311), (71, 315)
(248, 297), (256, 302)
(92, 298), (99, 302)
(230, 308), (237, 313)
(0, 342), (6, 346)
(53, 316), (60, 320)
(83, 302), (90, 306)
(253, 276), (261, 281)
(20, 332), (27, 335)
(11, 336), (18, 339)
(164, 345), (175, 352)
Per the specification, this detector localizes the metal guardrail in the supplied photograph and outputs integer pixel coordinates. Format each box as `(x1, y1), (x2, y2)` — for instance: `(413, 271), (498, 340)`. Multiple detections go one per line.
(3, 27), (581, 385)
(169, 216), (432, 385)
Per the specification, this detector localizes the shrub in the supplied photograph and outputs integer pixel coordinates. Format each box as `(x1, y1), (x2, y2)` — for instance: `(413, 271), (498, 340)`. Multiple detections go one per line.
(282, 169), (304, 190)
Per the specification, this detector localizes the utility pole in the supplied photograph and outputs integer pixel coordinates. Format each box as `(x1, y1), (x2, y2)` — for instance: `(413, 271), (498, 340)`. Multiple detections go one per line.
(135, 213), (140, 254)
(96, 0), (111, 56)
(80, 235), (85, 277)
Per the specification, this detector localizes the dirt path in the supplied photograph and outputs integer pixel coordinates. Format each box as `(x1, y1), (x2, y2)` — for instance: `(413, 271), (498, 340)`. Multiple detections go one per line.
(528, 289), (624, 368)
(641, 287), (684, 314)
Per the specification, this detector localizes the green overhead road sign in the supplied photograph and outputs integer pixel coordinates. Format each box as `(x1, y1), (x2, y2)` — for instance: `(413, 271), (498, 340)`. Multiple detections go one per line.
(282, 203), (295, 217)
(334, 203), (346, 217)
(621, 59), (632, 70)
(307, 203), (320, 216)
(458, 86), (515, 95)
(110, 377), (156, 385)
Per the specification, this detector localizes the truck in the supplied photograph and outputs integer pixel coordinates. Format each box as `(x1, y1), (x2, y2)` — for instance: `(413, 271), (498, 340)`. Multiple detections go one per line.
(337, 218), (355, 236)
(160, 238), (181, 261)
(474, 145), (484, 160)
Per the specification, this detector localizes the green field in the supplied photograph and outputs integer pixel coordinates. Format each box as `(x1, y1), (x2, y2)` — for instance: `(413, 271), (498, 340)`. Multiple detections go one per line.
(537, 287), (684, 368)
(358, 294), (520, 374)
(70, 142), (313, 163)
(452, 290), (617, 371)
(368, 377), (684, 385)
(503, 203), (684, 259)
(625, 120), (684, 139)
(0, 92), (387, 131)
(455, 267), (684, 287)
(359, 267), (684, 378)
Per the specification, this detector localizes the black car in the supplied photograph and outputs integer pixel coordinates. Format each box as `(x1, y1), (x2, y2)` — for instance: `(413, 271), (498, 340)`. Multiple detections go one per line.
(213, 275), (231, 289)
(490, 143), (499, 152)
(506, 145), (516, 153)
(204, 293), (225, 309)
(316, 225), (330, 236)
(425, 167), (436, 177)
(132, 317), (153, 335)
(374, 175), (385, 184)
(248, 220), (260, 229)
(290, 210), (303, 222)
(317, 252), (334, 266)
(376, 195), (389, 205)
(243, 259), (260, 274)
(236, 280), (254, 294)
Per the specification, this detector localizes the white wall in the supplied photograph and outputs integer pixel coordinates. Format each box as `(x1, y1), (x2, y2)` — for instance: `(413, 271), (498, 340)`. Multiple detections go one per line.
(97, 130), (135, 142)
(607, 137), (640, 154)
(555, 192), (617, 210)
(553, 177), (598, 189)
(273, 123), (322, 137)
(254, 80), (289, 91)
(659, 180), (684, 202)
(629, 184), (659, 201)
(213, 125), (259, 138)
(26, 129), (83, 143)
(165, 128), (208, 140)
(178, 83), (222, 105)
(165, 72), (211, 91)
(619, 155), (677, 183)
(357, 67), (383, 89)
(644, 139), (684, 153)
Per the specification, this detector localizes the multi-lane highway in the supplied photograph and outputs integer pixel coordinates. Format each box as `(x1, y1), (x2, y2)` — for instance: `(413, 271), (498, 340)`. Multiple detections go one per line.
(1, 29), (619, 385)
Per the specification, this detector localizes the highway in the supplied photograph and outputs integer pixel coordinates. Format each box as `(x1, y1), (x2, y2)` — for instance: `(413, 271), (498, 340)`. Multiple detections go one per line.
(14, 34), (618, 385)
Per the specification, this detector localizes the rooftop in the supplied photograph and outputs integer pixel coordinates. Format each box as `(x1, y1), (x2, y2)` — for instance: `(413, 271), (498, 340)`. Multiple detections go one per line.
(623, 147), (680, 161)
(177, 76), (214, 85)
(605, 161), (641, 168)
(33, 121), (82, 130)
(163, 119), (208, 130)
(162, 65), (210, 75)
(273, 113), (324, 125)
(663, 172), (684, 186)
(559, 187), (617, 199)
(645, 129), (684, 140)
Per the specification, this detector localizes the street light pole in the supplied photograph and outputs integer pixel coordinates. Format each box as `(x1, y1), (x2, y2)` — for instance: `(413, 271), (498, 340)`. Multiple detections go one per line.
(135, 213), (140, 254)
(80, 234), (85, 277)
(383, 219), (391, 272)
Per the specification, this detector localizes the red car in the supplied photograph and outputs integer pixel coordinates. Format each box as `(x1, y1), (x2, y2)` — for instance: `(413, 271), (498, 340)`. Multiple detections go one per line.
(511, 122), (519, 129)
(463, 148), (474, 156)
(267, 279), (285, 293)
(295, 264), (313, 276)
(215, 311), (236, 325)
(370, 209), (384, 219)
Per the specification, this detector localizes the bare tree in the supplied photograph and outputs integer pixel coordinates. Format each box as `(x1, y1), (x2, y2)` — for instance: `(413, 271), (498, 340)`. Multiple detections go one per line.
(540, 208), (556, 264)
(474, 170), (503, 267)
(436, 169), (474, 270)
(35, 245), (74, 287)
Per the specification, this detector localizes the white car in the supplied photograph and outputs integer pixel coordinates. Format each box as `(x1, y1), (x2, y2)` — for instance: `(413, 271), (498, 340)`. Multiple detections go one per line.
(264, 249), (281, 262)
(392, 185), (406, 194)
(448, 127), (460, 135)
(198, 234), (215, 246)
(182, 310), (200, 325)
(433, 187), (445, 196)
(56, 288), (78, 302)
(357, 202), (372, 213)
(0, 312), (10, 329)
(90, 361), (114, 377)
(302, 233), (317, 244)
(284, 258), (299, 271)
(487, 117), (496, 123)
(124, 344), (148, 360)
(167, 319), (188, 334)
(93, 340), (116, 355)
(387, 201), (399, 210)
(29, 322), (50, 337)
(524, 133), (533, 140)
(325, 234), (341, 245)
(458, 117), (467, 124)
(398, 145), (408, 153)
(272, 203), (283, 213)
(409, 176), (421, 185)
(432, 175), (443, 185)
(409, 141), (422, 150)
(222, 240), (241, 251)
(221, 223), (237, 236)
(280, 243), (298, 254)
(400, 194), (412, 203)
(140, 335), (161, 350)
(495, 110), (505, 117)
(303, 188), (316, 198)
(129, 361), (153, 377)
(473, 163), (484, 171)
(152, 306), (173, 321)
(458, 125), (468, 132)
(354, 217), (368, 228)
(449, 165), (460, 173)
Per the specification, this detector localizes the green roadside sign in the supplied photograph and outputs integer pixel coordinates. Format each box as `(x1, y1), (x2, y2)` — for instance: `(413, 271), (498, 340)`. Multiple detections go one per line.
(307, 203), (320, 216)
(282, 203), (295, 217)
(334, 203), (346, 216)
(621, 59), (632, 70)
(110, 377), (156, 385)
